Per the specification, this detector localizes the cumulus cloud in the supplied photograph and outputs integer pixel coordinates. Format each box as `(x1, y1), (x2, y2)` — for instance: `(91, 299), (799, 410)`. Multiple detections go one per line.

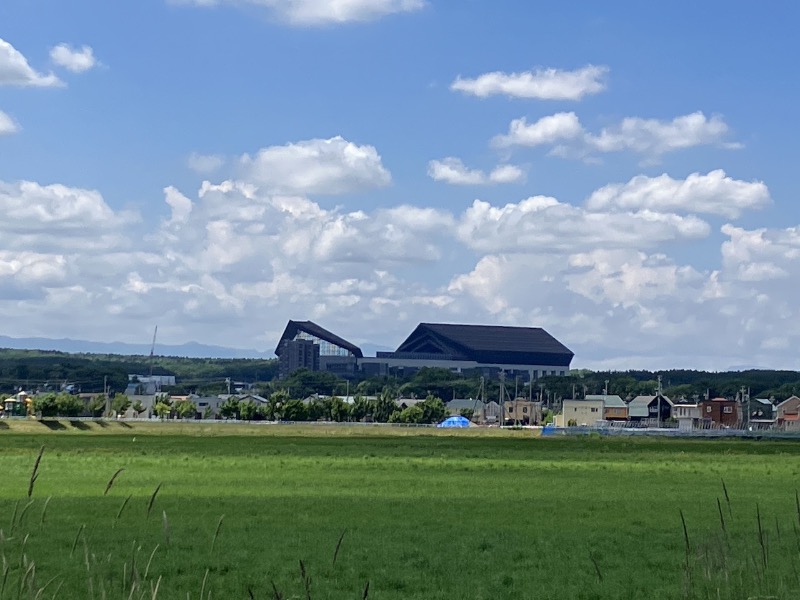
(171, 0), (425, 25)
(587, 170), (771, 218)
(451, 65), (608, 100)
(6, 166), (800, 370)
(458, 197), (709, 253)
(427, 157), (525, 185)
(492, 112), (583, 148)
(49, 44), (98, 73)
(187, 152), (225, 174)
(494, 111), (737, 161)
(0, 181), (137, 249)
(0, 38), (61, 87)
(239, 136), (391, 195)
(0, 110), (19, 135)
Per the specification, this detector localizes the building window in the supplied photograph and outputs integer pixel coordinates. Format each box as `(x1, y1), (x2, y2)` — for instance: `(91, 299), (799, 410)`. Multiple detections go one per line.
(590, 407), (598, 413)
(723, 406), (733, 413)
(706, 406), (712, 413)
(522, 407), (528, 413)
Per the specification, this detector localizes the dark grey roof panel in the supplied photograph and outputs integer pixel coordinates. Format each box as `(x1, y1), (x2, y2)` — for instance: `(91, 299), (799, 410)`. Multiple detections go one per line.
(275, 320), (363, 358)
(395, 323), (573, 367)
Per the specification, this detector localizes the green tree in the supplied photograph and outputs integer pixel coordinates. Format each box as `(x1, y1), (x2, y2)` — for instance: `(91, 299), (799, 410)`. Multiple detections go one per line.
(281, 399), (307, 421)
(239, 400), (258, 421)
(459, 408), (474, 421)
(389, 404), (423, 424)
(56, 393), (84, 417)
(373, 388), (398, 422)
(33, 393), (58, 417)
(88, 395), (107, 417)
(154, 402), (172, 419)
(111, 394), (131, 416)
(175, 401), (197, 419)
(419, 395), (446, 424)
(219, 397), (240, 420)
(349, 395), (373, 422)
(132, 400), (146, 416)
(329, 396), (349, 422)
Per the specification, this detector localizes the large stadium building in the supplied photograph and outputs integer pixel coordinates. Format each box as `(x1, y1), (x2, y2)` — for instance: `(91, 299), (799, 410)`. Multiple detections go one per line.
(276, 320), (574, 380)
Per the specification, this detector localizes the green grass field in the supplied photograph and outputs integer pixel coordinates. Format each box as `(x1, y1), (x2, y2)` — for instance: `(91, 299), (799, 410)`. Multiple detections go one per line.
(1, 421), (800, 599)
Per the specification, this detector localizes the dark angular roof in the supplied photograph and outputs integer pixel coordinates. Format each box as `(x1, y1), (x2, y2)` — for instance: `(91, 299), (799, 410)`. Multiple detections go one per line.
(275, 320), (363, 358)
(394, 323), (573, 367)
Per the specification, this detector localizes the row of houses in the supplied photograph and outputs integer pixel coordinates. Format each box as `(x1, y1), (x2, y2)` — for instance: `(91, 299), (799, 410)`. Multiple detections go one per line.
(553, 394), (800, 431)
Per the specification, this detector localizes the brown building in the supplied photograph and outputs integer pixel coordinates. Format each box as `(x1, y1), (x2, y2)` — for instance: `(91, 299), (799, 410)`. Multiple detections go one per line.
(504, 399), (542, 425)
(699, 397), (739, 428)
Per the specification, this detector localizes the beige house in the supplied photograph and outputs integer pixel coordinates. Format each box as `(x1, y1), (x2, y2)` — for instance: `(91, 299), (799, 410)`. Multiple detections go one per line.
(777, 395), (800, 430)
(503, 399), (541, 425)
(558, 398), (604, 427)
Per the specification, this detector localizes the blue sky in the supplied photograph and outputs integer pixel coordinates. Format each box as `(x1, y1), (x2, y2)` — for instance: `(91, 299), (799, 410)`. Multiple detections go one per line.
(1, 1), (799, 369)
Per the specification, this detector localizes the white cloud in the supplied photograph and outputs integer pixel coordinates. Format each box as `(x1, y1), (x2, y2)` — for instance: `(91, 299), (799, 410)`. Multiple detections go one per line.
(7, 168), (800, 370)
(427, 158), (525, 185)
(489, 164), (525, 184)
(0, 38), (61, 87)
(187, 152), (225, 174)
(494, 111), (738, 161)
(0, 181), (137, 251)
(458, 197), (709, 253)
(0, 110), (19, 135)
(239, 136), (391, 195)
(451, 65), (608, 100)
(49, 44), (98, 73)
(492, 112), (583, 148)
(587, 170), (771, 218)
(584, 111), (735, 157)
(171, 0), (425, 25)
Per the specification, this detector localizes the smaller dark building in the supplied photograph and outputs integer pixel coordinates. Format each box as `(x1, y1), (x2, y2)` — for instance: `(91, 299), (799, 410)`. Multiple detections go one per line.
(277, 338), (320, 379)
(699, 397), (739, 428)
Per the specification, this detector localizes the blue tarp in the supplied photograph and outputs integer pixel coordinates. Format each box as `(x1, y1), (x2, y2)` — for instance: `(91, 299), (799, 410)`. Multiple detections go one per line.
(438, 416), (471, 428)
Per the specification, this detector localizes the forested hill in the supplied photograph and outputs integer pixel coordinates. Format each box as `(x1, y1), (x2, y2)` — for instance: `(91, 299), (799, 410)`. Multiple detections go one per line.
(0, 348), (278, 395)
(2, 347), (800, 401)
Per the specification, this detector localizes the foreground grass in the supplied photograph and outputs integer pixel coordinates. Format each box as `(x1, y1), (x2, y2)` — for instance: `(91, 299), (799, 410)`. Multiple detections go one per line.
(1, 423), (800, 598)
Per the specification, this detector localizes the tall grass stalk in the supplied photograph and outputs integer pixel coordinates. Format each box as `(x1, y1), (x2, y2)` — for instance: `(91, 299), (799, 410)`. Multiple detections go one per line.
(161, 511), (170, 547)
(331, 529), (346, 568)
(144, 545), (159, 581)
(199, 568), (209, 600)
(39, 497), (51, 528)
(210, 515), (224, 556)
(721, 479), (732, 518)
(146, 485), (162, 519)
(115, 495), (132, 525)
(104, 469), (125, 496)
(299, 560), (311, 600)
(70, 525), (85, 558)
(756, 503), (767, 570)
(16, 500), (35, 528)
(28, 447), (44, 498)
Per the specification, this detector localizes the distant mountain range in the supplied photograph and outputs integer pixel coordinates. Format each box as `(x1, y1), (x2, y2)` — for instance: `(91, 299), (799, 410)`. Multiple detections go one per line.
(0, 335), (394, 360)
(0, 335), (275, 359)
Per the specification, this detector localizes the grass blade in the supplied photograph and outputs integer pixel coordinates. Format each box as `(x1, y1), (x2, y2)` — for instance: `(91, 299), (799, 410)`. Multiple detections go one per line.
(115, 495), (132, 524)
(721, 479), (732, 518)
(210, 515), (224, 556)
(70, 524), (85, 558)
(104, 468), (125, 496)
(28, 446), (45, 498)
(146, 484), (162, 519)
(39, 496), (52, 527)
(270, 580), (283, 600)
(332, 529), (346, 568)
(362, 580), (369, 600)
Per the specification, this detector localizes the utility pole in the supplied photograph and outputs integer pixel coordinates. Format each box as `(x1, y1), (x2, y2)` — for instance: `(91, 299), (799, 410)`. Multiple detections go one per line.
(657, 375), (663, 428)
